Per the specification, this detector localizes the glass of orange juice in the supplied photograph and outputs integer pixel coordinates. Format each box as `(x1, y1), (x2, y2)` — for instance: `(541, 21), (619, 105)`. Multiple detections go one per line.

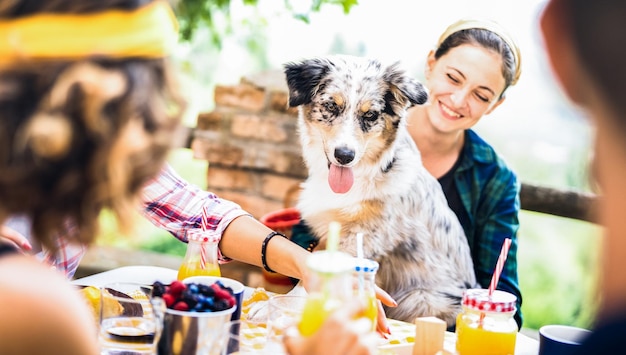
(297, 250), (354, 336)
(352, 258), (379, 331)
(177, 229), (221, 280)
(455, 288), (518, 355)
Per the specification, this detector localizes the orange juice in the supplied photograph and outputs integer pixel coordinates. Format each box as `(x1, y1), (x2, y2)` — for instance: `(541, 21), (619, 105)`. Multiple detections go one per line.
(455, 289), (518, 355)
(456, 312), (517, 355)
(362, 293), (378, 331)
(298, 250), (354, 337)
(298, 293), (341, 336)
(177, 260), (221, 280)
(178, 230), (221, 281)
(352, 258), (379, 331)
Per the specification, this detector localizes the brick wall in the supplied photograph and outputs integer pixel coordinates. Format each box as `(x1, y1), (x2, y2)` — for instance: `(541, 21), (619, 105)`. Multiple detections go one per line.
(191, 70), (306, 219)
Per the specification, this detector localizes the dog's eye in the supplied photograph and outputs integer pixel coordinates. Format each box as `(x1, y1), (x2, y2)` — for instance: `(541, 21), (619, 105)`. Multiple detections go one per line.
(323, 101), (340, 113)
(362, 111), (379, 121)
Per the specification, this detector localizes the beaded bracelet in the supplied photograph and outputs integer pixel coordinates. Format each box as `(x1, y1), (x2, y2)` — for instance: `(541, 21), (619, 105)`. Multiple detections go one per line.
(261, 231), (287, 273)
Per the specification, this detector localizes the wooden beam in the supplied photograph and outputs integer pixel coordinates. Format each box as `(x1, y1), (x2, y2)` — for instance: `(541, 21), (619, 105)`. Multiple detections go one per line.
(520, 183), (599, 223)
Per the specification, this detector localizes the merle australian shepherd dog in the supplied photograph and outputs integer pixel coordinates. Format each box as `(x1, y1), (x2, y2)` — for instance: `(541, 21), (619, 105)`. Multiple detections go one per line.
(284, 55), (478, 326)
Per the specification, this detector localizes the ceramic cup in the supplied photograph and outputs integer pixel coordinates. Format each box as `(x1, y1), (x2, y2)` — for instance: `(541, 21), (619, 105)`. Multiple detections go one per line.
(183, 275), (245, 321)
(538, 324), (592, 355)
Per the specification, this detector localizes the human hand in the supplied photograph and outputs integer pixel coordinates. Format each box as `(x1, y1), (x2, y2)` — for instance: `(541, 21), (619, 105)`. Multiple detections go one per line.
(375, 285), (396, 337)
(283, 301), (378, 355)
(0, 225), (32, 252)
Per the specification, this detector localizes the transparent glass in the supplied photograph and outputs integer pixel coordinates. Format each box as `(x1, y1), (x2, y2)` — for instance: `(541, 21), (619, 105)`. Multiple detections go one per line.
(298, 250), (354, 336)
(456, 306), (518, 355)
(352, 258), (378, 331)
(177, 229), (221, 280)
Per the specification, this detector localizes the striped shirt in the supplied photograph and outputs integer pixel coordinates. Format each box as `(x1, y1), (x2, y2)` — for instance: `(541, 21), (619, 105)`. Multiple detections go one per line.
(38, 164), (249, 278)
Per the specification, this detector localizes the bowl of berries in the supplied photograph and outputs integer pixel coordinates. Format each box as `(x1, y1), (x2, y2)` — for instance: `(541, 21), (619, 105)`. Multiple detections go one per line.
(151, 279), (238, 355)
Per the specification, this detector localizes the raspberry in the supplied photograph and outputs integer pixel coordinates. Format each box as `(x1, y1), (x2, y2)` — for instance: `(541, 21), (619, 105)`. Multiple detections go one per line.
(226, 296), (236, 308)
(162, 293), (176, 308)
(173, 301), (189, 311)
(169, 280), (186, 296)
(214, 288), (231, 300)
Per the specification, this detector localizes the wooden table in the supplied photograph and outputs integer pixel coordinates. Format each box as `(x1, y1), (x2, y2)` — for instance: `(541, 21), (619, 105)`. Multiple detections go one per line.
(73, 266), (539, 355)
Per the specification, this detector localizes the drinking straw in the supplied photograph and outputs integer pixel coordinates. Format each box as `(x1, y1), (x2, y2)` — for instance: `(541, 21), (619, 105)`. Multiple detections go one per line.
(488, 238), (512, 295)
(327, 221), (341, 253)
(199, 206), (210, 269)
(479, 237), (512, 326)
(356, 232), (364, 259)
(356, 232), (365, 295)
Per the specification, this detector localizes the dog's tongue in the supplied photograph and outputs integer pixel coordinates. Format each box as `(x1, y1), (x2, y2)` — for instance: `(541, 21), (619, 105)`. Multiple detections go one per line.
(328, 164), (354, 194)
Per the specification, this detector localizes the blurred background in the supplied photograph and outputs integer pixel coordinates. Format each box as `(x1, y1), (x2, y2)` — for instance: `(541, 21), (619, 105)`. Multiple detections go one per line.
(97, 0), (602, 331)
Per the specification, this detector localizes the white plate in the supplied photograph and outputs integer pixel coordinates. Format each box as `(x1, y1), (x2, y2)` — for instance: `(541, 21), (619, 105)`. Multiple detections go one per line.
(72, 265), (178, 287)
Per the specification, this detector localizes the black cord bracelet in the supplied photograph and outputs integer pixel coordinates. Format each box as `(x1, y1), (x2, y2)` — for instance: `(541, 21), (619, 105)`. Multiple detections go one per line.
(261, 231), (287, 273)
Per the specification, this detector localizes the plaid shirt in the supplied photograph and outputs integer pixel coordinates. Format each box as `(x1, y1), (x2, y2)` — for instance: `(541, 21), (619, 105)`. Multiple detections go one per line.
(39, 163), (249, 278)
(452, 129), (522, 327)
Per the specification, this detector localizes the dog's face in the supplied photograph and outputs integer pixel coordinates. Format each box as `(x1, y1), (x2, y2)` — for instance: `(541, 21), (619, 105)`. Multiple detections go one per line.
(284, 55), (428, 194)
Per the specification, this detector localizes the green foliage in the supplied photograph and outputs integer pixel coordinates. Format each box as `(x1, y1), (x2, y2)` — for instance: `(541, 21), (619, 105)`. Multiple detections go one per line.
(175, 0), (358, 44)
(518, 211), (601, 330)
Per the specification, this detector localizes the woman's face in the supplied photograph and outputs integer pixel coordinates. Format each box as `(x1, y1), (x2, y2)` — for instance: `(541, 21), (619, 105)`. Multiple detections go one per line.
(424, 43), (507, 134)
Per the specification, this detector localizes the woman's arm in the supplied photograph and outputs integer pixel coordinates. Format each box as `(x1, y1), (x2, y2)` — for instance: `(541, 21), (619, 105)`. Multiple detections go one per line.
(141, 164), (310, 280)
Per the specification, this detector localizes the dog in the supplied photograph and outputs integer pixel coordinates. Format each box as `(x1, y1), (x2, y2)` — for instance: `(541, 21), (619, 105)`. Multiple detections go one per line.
(284, 55), (478, 327)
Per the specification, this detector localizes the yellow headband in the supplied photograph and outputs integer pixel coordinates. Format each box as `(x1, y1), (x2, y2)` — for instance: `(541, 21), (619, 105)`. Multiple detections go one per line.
(437, 18), (522, 86)
(0, 1), (179, 66)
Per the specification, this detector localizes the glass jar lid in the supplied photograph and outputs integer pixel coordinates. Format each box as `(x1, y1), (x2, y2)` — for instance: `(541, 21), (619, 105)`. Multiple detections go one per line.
(353, 258), (379, 273)
(187, 230), (219, 243)
(306, 250), (354, 274)
(462, 288), (517, 313)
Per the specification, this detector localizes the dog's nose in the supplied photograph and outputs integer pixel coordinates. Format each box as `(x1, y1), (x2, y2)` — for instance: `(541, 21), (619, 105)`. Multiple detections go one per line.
(334, 146), (355, 165)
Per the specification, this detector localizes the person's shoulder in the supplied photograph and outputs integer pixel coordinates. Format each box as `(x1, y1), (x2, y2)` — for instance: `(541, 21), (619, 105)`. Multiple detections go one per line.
(465, 130), (516, 175)
(0, 255), (99, 355)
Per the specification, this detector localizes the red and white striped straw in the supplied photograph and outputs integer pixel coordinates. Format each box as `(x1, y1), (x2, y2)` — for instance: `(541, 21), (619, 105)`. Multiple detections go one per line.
(201, 206), (209, 232)
(199, 206), (210, 269)
(488, 238), (512, 296)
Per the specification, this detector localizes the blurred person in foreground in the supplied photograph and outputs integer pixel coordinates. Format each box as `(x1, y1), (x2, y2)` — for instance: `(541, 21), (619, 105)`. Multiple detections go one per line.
(0, 1), (382, 354)
(541, 0), (626, 352)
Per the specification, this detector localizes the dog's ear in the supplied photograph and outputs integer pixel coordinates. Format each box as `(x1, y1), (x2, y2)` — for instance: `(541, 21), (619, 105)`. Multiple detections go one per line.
(383, 62), (429, 107)
(284, 58), (332, 107)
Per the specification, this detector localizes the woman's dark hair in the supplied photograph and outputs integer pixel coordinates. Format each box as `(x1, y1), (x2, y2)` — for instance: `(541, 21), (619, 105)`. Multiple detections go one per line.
(0, 0), (184, 252)
(435, 28), (517, 97)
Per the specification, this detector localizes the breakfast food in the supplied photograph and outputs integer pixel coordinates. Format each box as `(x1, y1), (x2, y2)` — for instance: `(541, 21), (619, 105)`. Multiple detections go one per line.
(78, 285), (124, 323)
(151, 280), (236, 312)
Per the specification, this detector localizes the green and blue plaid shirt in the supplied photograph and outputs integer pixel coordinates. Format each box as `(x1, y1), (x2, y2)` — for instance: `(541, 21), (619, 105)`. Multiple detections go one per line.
(446, 129), (522, 328)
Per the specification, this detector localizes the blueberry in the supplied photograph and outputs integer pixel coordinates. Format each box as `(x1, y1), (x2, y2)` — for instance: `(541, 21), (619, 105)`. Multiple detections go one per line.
(151, 281), (166, 297)
(188, 284), (199, 294)
(198, 284), (214, 297)
(212, 298), (230, 311)
(203, 297), (215, 308)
